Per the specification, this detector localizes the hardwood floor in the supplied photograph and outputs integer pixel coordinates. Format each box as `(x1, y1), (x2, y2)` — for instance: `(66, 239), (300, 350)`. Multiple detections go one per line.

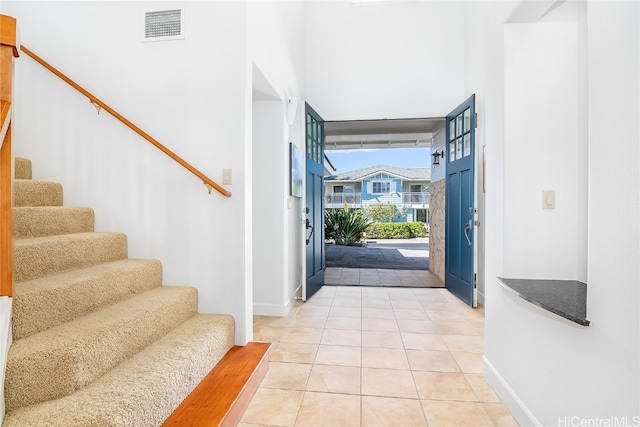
(162, 342), (271, 427)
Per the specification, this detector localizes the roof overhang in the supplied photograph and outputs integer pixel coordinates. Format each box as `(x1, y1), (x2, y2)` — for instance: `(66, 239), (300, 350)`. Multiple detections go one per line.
(324, 117), (445, 151)
(359, 169), (405, 181)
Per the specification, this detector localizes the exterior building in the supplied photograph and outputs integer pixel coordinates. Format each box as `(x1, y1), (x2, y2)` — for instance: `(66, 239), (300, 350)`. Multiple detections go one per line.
(325, 165), (430, 222)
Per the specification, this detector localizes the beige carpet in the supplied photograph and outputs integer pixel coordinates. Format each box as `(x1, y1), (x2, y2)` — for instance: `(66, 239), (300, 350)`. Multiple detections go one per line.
(3, 157), (235, 426)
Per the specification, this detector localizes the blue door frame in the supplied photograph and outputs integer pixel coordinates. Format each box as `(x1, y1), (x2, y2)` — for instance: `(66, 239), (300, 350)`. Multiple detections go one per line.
(445, 95), (476, 306)
(304, 103), (325, 300)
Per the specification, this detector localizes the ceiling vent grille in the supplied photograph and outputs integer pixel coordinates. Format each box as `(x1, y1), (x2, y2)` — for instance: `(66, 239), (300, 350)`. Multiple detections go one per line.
(144, 9), (183, 42)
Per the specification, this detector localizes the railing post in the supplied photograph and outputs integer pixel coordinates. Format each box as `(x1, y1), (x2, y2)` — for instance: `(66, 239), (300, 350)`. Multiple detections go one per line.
(0, 14), (19, 297)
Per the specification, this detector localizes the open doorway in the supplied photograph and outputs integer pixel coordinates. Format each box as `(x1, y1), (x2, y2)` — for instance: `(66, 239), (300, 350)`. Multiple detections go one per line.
(321, 117), (446, 288)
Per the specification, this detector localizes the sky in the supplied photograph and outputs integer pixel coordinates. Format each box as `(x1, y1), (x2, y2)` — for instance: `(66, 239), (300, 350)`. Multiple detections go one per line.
(325, 147), (430, 174)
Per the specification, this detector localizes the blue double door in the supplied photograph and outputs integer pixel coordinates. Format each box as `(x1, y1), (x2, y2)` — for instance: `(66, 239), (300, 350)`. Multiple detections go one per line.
(304, 104), (325, 301)
(445, 95), (476, 307)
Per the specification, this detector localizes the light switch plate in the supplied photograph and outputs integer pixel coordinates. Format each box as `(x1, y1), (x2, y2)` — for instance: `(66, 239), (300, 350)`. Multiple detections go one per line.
(222, 169), (232, 185)
(542, 190), (555, 209)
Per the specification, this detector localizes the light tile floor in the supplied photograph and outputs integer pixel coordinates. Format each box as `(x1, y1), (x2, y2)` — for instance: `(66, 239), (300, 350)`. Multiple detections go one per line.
(325, 267), (444, 288)
(242, 285), (519, 427)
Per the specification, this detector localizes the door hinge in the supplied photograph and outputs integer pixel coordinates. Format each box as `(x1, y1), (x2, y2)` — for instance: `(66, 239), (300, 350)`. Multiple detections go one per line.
(474, 113), (478, 128)
(473, 274), (477, 289)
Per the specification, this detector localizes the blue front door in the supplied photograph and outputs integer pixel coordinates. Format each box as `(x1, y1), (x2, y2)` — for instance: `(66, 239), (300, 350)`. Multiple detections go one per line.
(445, 95), (476, 306)
(304, 104), (325, 300)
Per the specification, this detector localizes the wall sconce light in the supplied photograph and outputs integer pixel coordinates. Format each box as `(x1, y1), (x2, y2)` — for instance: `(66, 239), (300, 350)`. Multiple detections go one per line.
(432, 149), (445, 165)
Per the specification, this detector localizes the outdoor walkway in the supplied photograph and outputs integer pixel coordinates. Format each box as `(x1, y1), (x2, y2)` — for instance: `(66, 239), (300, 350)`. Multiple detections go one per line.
(325, 238), (429, 270)
(325, 267), (443, 288)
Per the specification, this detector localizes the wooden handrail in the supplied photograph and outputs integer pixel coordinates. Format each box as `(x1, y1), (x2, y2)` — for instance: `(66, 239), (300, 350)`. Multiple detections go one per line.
(20, 45), (231, 198)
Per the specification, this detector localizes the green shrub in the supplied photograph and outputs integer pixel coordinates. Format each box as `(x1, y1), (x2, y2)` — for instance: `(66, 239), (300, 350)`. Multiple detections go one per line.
(407, 222), (428, 238)
(362, 203), (408, 223)
(325, 208), (370, 245)
(366, 222), (427, 239)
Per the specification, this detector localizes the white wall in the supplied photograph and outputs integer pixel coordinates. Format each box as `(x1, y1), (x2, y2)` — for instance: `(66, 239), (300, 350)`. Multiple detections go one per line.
(6, 0), (309, 339)
(479, 1), (640, 425)
(306, 1), (466, 121)
(503, 20), (584, 281)
(4, 1), (251, 343)
(248, 1), (306, 316)
(252, 98), (284, 314)
(467, 0), (518, 330)
(463, 3), (490, 305)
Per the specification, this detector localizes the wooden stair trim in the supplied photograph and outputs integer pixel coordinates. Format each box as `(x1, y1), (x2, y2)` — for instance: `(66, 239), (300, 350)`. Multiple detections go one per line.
(0, 103), (11, 297)
(0, 12), (18, 298)
(162, 342), (271, 427)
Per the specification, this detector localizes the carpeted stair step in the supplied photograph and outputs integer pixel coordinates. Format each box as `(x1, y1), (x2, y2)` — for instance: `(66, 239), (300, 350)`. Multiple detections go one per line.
(5, 285), (199, 411)
(14, 232), (128, 283)
(14, 206), (95, 238)
(14, 179), (63, 207)
(3, 313), (235, 427)
(12, 258), (163, 340)
(14, 157), (32, 180)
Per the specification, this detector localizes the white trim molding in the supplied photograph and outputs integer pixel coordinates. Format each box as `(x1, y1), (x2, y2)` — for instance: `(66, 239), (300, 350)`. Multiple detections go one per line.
(483, 355), (542, 427)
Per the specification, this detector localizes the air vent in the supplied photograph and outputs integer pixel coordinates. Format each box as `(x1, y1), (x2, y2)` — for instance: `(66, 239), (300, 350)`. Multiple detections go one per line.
(143, 9), (183, 42)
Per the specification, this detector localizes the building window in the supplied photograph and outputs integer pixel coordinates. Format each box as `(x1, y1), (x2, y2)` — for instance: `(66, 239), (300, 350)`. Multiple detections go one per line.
(372, 182), (390, 194)
(334, 185), (353, 193)
(415, 208), (429, 223)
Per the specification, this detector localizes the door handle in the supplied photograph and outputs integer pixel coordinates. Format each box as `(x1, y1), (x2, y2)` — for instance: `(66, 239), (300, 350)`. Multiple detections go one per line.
(305, 218), (314, 245)
(463, 220), (472, 247)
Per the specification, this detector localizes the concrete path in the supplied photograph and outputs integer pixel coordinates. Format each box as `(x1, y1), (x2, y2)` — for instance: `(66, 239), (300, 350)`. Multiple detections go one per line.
(325, 238), (429, 270)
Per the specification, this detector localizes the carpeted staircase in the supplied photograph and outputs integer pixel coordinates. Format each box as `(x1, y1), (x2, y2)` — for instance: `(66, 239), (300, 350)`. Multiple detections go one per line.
(3, 157), (236, 426)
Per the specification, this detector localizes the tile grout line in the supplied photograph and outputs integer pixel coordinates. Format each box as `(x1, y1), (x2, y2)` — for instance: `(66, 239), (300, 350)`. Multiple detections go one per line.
(246, 286), (513, 426)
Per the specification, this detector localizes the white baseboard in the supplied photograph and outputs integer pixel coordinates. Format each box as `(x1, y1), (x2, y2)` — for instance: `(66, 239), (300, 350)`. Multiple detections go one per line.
(253, 285), (302, 317)
(477, 290), (485, 306)
(0, 297), (13, 424)
(253, 302), (288, 316)
(483, 355), (542, 427)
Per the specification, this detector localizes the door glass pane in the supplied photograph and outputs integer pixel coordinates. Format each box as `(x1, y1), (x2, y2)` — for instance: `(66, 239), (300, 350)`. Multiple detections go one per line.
(306, 115), (312, 159)
(449, 120), (455, 141)
(449, 141), (456, 162)
(318, 127), (323, 162)
(464, 134), (471, 157)
(312, 139), (316, 163)
(456, 137), (463, 160)
(456, 114), (463, 137)
(464, 108), (471, 132)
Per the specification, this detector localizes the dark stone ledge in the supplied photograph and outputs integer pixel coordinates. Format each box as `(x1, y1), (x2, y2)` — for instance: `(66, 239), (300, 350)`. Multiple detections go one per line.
(497, 277), (590, 326)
